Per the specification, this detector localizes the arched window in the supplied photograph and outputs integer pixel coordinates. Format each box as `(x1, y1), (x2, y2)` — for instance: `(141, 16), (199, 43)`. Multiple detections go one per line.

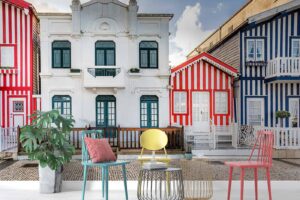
(140, 95), (159, 128)
(96, 95), (116, 127)
(139, 41), (158, 69)
(52, 41), (71, 68)
(52, 95), (72, 117)
(95, 41), (116, 66)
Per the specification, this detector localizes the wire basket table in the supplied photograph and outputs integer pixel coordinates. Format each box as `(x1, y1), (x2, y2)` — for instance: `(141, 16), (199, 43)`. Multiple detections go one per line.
(180, 158), (213, 200)
(137, 167), (184, 200)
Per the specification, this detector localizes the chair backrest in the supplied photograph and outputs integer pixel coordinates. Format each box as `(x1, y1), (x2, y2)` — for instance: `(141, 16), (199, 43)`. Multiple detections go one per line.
(81, 130), (103, 163)
(249, 130), (274, 167)
(140, 129), (168, 151)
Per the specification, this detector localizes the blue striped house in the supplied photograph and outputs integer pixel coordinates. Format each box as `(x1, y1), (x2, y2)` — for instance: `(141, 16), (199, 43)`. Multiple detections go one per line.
(239, 1), (300, 128)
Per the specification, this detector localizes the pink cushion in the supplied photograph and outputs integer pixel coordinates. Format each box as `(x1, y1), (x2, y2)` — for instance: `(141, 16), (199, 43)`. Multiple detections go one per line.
(84, 137), (116, 163)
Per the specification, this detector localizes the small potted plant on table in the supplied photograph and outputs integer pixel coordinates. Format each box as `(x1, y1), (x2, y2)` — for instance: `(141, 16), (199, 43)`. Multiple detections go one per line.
(20, 110), (75, 193)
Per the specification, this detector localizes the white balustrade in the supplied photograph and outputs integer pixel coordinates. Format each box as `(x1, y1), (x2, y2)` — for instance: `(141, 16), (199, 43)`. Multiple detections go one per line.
(267, 57), (300, 78)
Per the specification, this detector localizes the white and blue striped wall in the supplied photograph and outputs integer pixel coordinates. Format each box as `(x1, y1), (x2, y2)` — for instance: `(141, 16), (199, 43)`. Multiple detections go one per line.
(240, 9), (300, 127)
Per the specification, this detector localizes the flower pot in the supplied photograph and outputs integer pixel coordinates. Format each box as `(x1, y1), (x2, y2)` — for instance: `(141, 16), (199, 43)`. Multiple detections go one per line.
(39, 165), (63, 193)
(185, 153), (193, 160)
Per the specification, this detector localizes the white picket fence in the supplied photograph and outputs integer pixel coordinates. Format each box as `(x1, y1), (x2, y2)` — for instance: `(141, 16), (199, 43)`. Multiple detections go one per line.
(253, 126), (300, 149)
(0, 127), (18, 152)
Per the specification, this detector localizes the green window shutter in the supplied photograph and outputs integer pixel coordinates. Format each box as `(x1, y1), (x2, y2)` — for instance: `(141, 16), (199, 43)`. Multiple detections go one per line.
(63, 49), (71, 68)
(53, 50), (61, 68)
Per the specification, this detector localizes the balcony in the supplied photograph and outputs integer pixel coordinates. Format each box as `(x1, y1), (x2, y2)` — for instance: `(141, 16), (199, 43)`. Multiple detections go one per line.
(83, 66), (125, 88)
(266, 57), (300, 82)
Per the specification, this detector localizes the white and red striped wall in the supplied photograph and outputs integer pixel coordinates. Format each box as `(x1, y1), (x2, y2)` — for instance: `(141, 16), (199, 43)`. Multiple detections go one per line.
(0, 0), (40, 128)
(170, 52), (238, 127)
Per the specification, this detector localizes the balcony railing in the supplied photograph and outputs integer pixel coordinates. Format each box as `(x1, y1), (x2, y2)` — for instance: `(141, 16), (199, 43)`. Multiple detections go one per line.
(83, 67), (125, 88)
(266, 57), (300, 79)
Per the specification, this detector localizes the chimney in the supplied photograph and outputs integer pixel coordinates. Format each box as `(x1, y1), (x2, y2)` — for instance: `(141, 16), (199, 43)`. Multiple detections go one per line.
(128, 0), (138, 36)
(71, 0), (81, 35)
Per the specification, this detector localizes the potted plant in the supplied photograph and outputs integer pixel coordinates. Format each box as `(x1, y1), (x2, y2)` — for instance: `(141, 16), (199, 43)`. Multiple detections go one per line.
(185, 141), (193, 160)
(129, 68), (140, 73)
(276, 110), (291, 127)
(20, 110), (75, 193)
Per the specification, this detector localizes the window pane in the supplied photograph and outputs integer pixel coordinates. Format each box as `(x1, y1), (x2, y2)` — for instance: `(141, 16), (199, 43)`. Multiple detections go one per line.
(53, 50), (61, 67)
(96, 50), (105, 66)
(52, 95), (71, 118)
(53, 41), (71, 48)
(1, 46), (14, 67)
(140, 41), (158, 48)
(292, 40), (300, 57)
(256, 40), (264, 61)
(106, 50), (115, 65)
(247, 40), (255, 61)
(149, 50), (157, 68)
(215, 92), (228, 114)
(96, 41), (115, 48)
(63, 50), (71, 68)
(140, 50), (148, 67)
(174, 92), (187, 113)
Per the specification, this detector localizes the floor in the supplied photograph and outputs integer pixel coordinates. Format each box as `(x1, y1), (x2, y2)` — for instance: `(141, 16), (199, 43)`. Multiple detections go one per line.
(1, 158), (300, 181)
(0, 181), (299, 200)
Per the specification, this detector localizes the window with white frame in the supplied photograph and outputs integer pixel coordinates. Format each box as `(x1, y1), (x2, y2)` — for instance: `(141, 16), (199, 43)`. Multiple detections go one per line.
(246, 39), (264, 61)
(0, 46), (15, 67)
(291, 38), (300, 57)
(174, 92), (187, 114)
(215, 92), (228, 114)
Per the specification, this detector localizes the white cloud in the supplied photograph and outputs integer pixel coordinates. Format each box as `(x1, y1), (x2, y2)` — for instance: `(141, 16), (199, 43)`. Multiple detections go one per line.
(213, 2), (224, 14)
(169, 3), (213, 67)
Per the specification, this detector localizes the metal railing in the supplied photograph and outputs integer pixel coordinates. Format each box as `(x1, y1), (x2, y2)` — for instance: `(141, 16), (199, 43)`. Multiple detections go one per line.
(0, 127), (18, 152)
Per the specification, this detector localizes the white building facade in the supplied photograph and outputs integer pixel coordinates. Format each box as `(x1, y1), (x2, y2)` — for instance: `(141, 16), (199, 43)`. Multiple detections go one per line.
(39, 0), (173, 128)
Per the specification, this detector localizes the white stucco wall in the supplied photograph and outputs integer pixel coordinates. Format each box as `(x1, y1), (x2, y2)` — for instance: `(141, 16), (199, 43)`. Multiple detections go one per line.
(39, 0), (172, 128)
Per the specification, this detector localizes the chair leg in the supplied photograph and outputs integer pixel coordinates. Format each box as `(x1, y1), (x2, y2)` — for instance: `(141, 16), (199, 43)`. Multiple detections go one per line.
(102, 167), (105, 198)
(254, 168), (258, 200)
(82, 165), (88, 200)
(227, 167), (233, 200)
(240, 168), (245, 200)
(266, 168), (272, 200)
(105, 167), (109, 200)
(122, 164), (128, 200)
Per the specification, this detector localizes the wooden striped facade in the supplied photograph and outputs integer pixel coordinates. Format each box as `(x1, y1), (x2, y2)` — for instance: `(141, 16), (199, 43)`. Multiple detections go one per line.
(170, 53), (238, 129)
(240, 7), (300, 128)
(0, 0), (40, 128)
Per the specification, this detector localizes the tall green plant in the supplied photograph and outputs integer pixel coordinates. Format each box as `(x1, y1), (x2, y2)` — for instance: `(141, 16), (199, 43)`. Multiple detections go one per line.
(20, 110), (75, 170)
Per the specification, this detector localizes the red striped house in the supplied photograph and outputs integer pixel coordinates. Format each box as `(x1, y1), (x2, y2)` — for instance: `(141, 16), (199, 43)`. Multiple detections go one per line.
(0, 0), (40, 128)
(170, 52), (238, 132)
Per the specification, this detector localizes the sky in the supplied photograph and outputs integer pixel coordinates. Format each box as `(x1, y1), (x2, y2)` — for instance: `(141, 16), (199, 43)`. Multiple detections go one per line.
(26, 0), (247, 66)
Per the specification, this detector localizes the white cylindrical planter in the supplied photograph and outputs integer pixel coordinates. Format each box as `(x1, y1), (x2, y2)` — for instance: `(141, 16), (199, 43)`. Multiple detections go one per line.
(39, 165), (62, 193)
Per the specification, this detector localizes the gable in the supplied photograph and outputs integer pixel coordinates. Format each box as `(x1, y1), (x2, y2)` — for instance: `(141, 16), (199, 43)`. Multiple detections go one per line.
(171, 52), (238, 77)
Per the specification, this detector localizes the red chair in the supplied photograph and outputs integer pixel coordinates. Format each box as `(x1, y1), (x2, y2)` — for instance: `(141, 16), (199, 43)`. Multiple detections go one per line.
(225, 130), (274, 200)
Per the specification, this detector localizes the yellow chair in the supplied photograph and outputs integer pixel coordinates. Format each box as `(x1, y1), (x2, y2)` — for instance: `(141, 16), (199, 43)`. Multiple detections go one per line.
(138, 129), (171, 164)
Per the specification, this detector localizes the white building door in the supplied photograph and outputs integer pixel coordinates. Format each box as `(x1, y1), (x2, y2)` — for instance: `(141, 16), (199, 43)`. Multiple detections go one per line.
(9, 98), (26, 128)
(247, 98), (264, 126)
(192, 92), (210, 132)
(289, 98), (299, 127)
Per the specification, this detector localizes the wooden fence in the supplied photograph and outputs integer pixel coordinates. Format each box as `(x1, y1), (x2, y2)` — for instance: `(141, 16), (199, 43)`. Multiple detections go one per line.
(17, 126), (185, 153)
